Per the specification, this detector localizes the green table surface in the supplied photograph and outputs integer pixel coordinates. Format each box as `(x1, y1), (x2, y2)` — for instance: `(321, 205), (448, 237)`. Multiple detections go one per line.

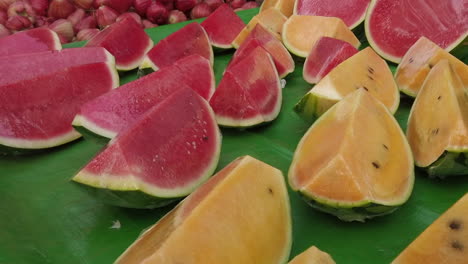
(1, 8), (467, 264)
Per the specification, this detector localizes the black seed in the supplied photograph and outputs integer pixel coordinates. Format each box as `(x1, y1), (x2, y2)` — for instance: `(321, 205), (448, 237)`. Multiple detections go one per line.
(383, 144), (389, 150)
(367, 66), (374, 74)
(432, 128), (439, 135)
(368, 74), (374, 81)
(363, 86), (369, 91)
(409, 58), (414, 63)
(451, 241), (463, 251)
(268, 188), (274, 195)
(202, 136), (209, 141)
(449, 220), (462, 230)
(428, 64), (433, 69)
(437, 96), (442, 100)
(372, 162), (380, 169)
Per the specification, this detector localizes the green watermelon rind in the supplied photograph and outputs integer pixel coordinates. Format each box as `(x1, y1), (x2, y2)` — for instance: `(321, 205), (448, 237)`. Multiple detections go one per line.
(365, 0), (468, 64)
(424, 151), (468, 179)
(72, 114), (116, 140)
(0, 131), (82, 155)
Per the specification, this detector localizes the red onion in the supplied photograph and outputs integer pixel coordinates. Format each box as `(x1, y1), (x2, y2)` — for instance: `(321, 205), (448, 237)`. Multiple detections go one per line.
(49, 18), (74, 43)
(174, 0), (196, 12)
(29, 0), (48, 16)
(0, 9), (6, 24)
(73, 0), (94, 9)
(0, 0), (15, 11)
(96, 5), (118, 28)
(93, 0), (133, 13)
(7, 1), (36, 22)
(190, 2), (211, 19)
(168, 9), (186, 24)
(67, 8), (86, 26)
(146, 1), (168, 24)
(133, 0), (151, 16)
(157, 0), (174, 11)
(236, 0), (257, 10)
(116, 12), (142, 26)
(48, 0), (76, 19)
(142, 19), (157, 28)
(76, 28), (100, 41)
(203, 0), (223, 11)
(5, 15), (32, 31)
(228, 0), (245, 9)
(74, 14), (97, 31)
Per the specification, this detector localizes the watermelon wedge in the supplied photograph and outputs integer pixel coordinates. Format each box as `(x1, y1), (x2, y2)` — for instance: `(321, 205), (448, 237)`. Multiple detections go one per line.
(74, 55), (214, 139)
(210, 47), (281, 127)
(201, 4), (245, 49)
(294, 0), (370, 29)
(365, 0), (468, 63)
(0, 28), (61, 57)
(0, 47), (113, 86)
(229, 24), (294, 78)
(141, 22), (213, 71)
(0, 61), (119, 152)
(86, 17), (153, 71)
(303, 37), (359, 84)
(72, 88), (221, 209)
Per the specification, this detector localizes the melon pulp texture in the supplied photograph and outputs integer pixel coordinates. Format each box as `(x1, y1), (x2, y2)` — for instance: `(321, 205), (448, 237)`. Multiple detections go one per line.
(74, 54), (215, 139)
(295, 47), (399, 122)
(282, 15), (360, 58)
(86, 17), (153, 71)
(115, 156), (292, 264)
(232, 8), (287, 49)
(72, 88), (221, 209)
(0, 28), (61, 57)
(0, 47), (113, 86)
(0, 62), (119, 151)
(200, 4), (245, 49)
(289, 89), (414, 222)
(141, 22), (213, 71)
(294, 0), (370, 29)
(229, 24), (294, 78)
(392, 193), (468, 264)
(260, 0), (295, 17)
(303, 37), (359, 84)
(406, 60), (468, 177)
(365, 0), (468, 63)
(209, 47), (281, 127)
(396, 37), (468, 97)
(288, 246), (335, 264)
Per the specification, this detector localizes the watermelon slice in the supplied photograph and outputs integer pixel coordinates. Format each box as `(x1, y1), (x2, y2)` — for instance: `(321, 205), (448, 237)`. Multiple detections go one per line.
(365, 0), (468, 63)
(229, 24), (294, 78)
(288, 246), (336, 264)
(141, 22), (213, 71)
(86, 17), (153, 71)
(72, 88), (221, 209)
(74, 55), (214, 139)
(200, 4), (245, 49)
(0, 47), (113, 86)
(210, 47), (281, 127)
(294, 0), (370, 29)
(303, 37), (359, 84)
(0, 61), (119, 152)
(0, 28), (61, 57)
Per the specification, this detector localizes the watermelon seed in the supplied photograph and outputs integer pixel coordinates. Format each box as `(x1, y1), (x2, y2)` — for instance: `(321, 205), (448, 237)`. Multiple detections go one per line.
(372, 162), (380, 169)
(449, 220), (461, 230)
(383, 144), (389, 150)
(202, 136), (209, 141)
(409, 58), (414, 63)
(362, 86), (369, 91)
(367, 66), (374, 74)
(451, 241), (463, 251)
(437, 96), (442, 100)
(268, 187), (274, 195)
(428, 64), (433, 69)
(431, 128), (439, 135)
(367, 74), (374, 81)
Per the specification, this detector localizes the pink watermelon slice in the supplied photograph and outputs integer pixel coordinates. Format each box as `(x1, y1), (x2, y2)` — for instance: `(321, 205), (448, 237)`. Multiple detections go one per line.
(294, 0), (370, 29)
(0, 61), (119, 152)
(303, 37), (359, 84)
(86, 17), (153, 71)
(200, 4), (246, 49)
(228, 24), (294, 78)
(365, 0), (468, 63)
(141, 22), (213, 71)
(74, 55), (215, 139)
(0, 47), (113, 86)
(210, 47), (281, 127)
(0, 27), (61, 57)
(72, 88), (221, 209)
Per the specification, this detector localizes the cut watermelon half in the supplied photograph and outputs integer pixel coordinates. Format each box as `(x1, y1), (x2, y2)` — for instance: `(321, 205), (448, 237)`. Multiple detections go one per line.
(365, 0), (468, 63)
(294, 0), (370, 29)
(74, 55), (215, 139)
(0, 28), (61, 57)
(72, 88), (221, 209)
(303, 37), (359, 84)
(201, 4), (245, 49)
(0, 61), (119, 152)
(141, 22), (213, 71)
(229, 24), (294, 78)
(210, 47), (281, 127)
(0, 47), (113, 86)
(86, 17), (153, 71)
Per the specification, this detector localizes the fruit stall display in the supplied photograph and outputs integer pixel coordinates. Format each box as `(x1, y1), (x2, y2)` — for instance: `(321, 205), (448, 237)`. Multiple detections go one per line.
(1, 0), (467, 263)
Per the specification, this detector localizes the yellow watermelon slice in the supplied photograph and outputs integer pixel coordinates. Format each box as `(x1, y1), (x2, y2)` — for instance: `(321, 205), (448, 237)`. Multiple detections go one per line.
(260, 0), (295, 17)
(392, 193), (468, 264)
(289, 89), (414, 222)
(406, 60), (468, 178)
(115, 156), (292, 264)
(396, 37), (468, 97)
(288, 246), (336, 264)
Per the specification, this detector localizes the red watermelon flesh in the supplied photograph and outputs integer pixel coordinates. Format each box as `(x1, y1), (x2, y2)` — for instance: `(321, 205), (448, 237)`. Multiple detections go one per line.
(73, 88), (221, 199)
(366, 0), (468, 63)
(0, 28), (61, 57)
(0, 47), (113, 86)
(0, 62), (119, 150)
(142, 22), (213, 71)
(200, 4), (246, 49)
(210, 47), (281, 127)
(303, 37), (359, 84)
(86, 17), (153, 71)
(294, 0), (370, 29)
(228, 24), (294, 78)
(74, 55), (214, 139)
